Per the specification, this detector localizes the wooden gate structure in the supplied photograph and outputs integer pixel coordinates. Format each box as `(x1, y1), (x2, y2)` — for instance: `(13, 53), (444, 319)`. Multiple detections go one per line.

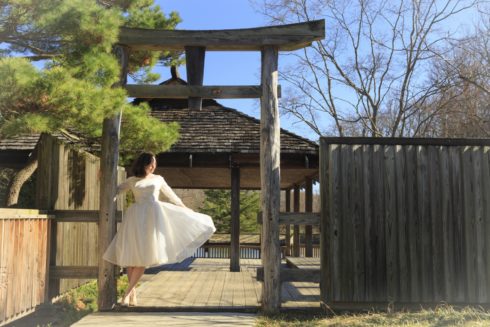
(320, 137), (490, 310)
(97, 20), (325, 313)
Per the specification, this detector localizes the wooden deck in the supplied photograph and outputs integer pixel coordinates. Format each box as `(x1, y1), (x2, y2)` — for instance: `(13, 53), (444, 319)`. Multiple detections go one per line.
(133, 258), (319, 311)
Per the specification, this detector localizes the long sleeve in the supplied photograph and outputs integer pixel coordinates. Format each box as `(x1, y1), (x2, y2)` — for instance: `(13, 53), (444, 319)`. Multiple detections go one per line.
(159, 176), (185, 206)
(116, 177), (133, 195)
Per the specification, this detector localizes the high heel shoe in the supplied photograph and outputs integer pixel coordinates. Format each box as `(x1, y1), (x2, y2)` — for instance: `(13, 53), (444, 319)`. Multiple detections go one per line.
(118, 295), (130, 307)
(129, 289), (137, 306)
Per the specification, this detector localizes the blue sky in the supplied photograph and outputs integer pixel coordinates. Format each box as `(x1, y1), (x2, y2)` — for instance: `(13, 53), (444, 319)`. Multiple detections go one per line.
(153, 0), (315, 140)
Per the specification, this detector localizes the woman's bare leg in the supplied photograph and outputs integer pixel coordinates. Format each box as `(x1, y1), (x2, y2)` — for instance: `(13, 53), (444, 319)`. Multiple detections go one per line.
(121, 267), (135, 303)
(125, 267), (145, 305)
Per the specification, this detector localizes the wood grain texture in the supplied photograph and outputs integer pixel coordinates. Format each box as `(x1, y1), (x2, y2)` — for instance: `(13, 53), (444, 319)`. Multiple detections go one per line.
(230, 166), (240, 272)
(260, 45), (281, 314)
(0, 215), (50, 325)
(285, 189), (291, 256)
(292, 185), (300, 257)
(185, 46), (205, 110)
(98, 45), (128, 310)
(118, 20), (325, 51)
(319, 140), (490, 306)
(304, 178), (313, 257)
(125, 84), (282, 99)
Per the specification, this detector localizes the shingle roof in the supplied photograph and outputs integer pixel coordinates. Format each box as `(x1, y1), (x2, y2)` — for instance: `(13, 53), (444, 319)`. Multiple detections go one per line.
(0, 131), (92, 152)
(149, 103), (318, 154)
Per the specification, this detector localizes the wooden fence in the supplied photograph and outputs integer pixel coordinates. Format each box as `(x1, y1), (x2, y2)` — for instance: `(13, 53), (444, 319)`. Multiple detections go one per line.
(35, 134), (125, 295)
(320, 138), (490, 309)
(0, 209), (51, 325)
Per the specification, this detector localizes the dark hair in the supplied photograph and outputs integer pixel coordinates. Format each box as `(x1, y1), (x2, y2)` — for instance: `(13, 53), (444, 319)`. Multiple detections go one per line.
(132, 152), (155, 177)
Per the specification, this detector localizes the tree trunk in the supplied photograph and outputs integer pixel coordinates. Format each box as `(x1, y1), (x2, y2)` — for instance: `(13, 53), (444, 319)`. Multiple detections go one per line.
(5, 146), (38, 207)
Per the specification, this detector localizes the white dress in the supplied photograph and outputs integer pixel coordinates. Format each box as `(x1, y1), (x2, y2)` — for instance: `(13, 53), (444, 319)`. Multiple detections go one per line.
(103, 175), (216, 268)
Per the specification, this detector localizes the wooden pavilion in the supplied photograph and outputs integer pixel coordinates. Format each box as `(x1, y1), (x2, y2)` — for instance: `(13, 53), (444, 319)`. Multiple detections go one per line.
(133, 69), (320, 270)
(1, 20), (325, 314)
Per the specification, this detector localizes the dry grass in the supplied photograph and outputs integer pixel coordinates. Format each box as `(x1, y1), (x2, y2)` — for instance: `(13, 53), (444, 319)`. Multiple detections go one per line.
(256, 306), (490, 327)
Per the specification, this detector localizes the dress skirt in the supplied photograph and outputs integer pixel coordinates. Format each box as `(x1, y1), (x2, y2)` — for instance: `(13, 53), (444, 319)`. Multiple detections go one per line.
(103, 200), (216, 268)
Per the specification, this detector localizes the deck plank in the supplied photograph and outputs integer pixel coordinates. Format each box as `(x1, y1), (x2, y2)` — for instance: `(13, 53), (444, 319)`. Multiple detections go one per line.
(135, 258), (318, 310)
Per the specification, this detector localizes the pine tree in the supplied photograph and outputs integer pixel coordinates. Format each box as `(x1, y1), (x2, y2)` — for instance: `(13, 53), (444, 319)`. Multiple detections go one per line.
(0, 0), (182, 206)
(200, 190), (260, 233)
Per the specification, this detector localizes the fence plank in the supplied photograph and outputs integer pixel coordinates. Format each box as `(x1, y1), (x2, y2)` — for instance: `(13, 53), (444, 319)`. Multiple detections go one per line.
(429, 146), (444, 302)
(340, 145), (353, 302)
(362, 144), (374, 302)
(395, 145), (409, 302)
(472, 147), (487, 302)
(462, 146), (477, 302)
(417, 145), (433, 302)
(439, 146), (452, 300)
(330, 144), (341, 302)
(384, 145), (397, 302)
(483, 147), (490, 302)
(373, 144), (387, 301)
(352, 145), (365, 302)
(319, 140), (330, 302)
(449, 146), (467, 302)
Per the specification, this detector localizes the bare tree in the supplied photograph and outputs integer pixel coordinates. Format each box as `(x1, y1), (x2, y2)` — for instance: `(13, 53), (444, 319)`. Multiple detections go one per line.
(253, 0), (481, 137)
(419, 13), (490, 137)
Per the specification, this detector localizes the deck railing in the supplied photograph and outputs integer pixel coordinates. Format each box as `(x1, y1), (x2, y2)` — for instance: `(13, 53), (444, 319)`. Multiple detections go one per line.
(192, 243), (320, 259)
(0, 209), (52, 325)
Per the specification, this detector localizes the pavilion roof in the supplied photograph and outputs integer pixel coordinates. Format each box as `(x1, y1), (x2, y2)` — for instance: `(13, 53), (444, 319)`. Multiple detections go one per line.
(134, 74), (318, 156)
(148, 104), (317, 155)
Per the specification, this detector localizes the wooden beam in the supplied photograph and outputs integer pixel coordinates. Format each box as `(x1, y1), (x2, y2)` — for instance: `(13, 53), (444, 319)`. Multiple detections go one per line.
(230, 165), (240, 272)
(293, 185), (300, 257)
(118, 20), (325, 52)
(185, 46), (205, 110)
(125, 84), (282, 99)
(305, 177), (313, 257)
(50, 266), (98, 279)
(48, 218), (59, 298)
(257, 212), (320, 225)
(260, 45), (281, 314)
(98, 45), (128, 311)
(257, 267), (320, 283)
(285, 189), (291, 256)
(49, 210), (122, 223)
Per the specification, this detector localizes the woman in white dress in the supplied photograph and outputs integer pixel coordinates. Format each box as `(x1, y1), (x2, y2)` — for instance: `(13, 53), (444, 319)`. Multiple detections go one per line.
(103, 153), (216, 306)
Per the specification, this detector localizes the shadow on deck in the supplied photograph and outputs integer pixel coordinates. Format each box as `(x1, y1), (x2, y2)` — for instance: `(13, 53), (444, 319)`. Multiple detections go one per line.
(121, 258), (320, 313)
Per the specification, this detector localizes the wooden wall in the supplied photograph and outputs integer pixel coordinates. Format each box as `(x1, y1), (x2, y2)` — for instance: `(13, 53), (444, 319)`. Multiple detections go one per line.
(320, 138), (490, 307)
(35, 134), (125, 294)
(0, 209), (51, 325)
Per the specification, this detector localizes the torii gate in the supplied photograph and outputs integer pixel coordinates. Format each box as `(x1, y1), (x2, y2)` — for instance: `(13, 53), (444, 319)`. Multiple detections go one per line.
(98, 20), (325, 314)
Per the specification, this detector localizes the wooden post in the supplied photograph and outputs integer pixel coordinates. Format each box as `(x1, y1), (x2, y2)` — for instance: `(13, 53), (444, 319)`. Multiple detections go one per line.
(260, 45), (281, 314)
(230, 164), (240, 272)
(185, 46), (206, 110)
(285, 189), (291, 256)
(98, 45), (128, 311)
(293, 185), (301, 257)
(305, 177), (313, 257)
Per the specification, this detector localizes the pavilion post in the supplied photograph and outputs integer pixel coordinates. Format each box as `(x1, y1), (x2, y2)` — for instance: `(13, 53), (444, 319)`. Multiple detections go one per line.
(285, 189), (291, 256)
(98, 45), (128, 311)
(260, 45), (281, 314)
(293, 185), (301, 257)
(230, 164), (240, 272)
(305, 177), (313, 257)
(185, 46), (206, 110)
